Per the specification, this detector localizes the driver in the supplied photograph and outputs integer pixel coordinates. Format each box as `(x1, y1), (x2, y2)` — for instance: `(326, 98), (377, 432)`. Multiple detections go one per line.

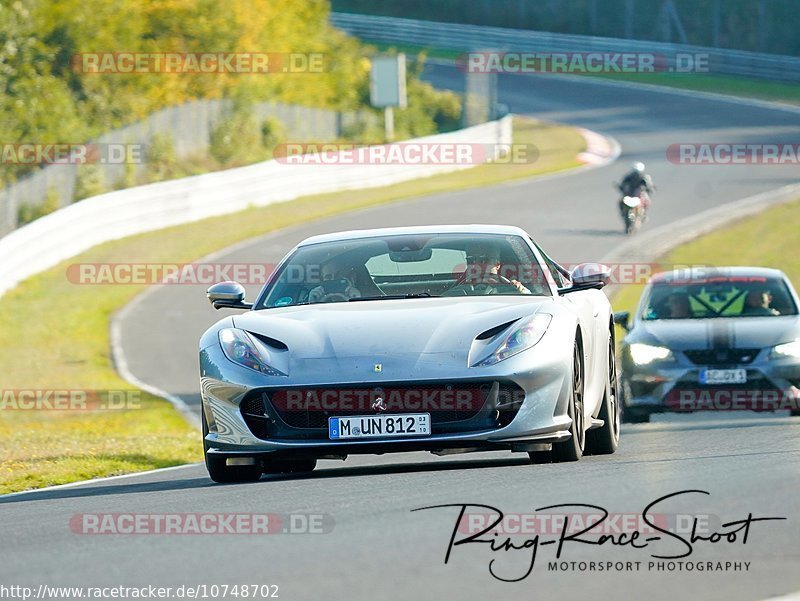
(665, 292), (691, 318)
(308, 258), (361, 303)
(447, 244), (531, 295)
(742, 288), (779, 316)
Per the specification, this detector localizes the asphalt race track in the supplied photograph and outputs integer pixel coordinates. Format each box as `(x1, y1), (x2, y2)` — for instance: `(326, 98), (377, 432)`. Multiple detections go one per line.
(2, 67), (799, 601)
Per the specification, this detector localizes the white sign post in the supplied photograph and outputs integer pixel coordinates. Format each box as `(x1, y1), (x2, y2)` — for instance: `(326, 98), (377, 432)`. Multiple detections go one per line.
(370, 54), (407, 142)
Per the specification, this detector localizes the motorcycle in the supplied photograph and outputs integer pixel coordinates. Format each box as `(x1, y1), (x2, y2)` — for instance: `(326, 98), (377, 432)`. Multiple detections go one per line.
(621, 195), (644, 234)
(615, 183), (649, 235)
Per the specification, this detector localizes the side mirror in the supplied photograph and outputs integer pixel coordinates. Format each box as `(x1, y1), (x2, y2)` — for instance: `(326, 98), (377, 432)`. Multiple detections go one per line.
(613, 311), (631, 331)
(559, 263), (611, 294)
(207, 281), (252, 310)
(572, 263), (611, 287)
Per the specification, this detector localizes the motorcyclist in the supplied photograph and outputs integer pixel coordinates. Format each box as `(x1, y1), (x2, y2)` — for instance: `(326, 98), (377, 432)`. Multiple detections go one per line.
(618, 161), (655, 217)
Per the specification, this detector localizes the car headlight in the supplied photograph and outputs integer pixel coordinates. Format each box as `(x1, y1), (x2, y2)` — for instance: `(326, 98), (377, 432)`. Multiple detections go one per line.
(629, 343), (674, 365)
(219, 328), (287, 376)
(475, 313), (552, 366)
(771, 339), (800, 359)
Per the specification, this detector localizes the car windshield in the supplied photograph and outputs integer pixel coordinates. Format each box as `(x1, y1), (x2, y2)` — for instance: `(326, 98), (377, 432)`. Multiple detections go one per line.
(641, 276), (798, 320)
(258, 233), (551, 308)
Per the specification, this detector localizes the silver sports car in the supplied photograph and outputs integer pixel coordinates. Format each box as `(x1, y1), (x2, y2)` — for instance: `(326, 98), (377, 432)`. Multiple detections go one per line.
(199, 225), (619, 482)
(615, 266), (800, 423)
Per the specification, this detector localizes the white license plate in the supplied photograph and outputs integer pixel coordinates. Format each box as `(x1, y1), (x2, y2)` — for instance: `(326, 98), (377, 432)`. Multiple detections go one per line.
(699, 368), (747, 385)
(328, 413), (430, 440)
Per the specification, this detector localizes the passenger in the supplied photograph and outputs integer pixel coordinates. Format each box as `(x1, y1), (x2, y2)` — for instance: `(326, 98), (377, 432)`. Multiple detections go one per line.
(742, 289), (779, 316)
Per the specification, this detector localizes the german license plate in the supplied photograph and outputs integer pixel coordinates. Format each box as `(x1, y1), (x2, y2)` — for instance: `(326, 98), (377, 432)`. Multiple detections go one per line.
(699, 368), (747, 385)
(328, 413), (430, 440)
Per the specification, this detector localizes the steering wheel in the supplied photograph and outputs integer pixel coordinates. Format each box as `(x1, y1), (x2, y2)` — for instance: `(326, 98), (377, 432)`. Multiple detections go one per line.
(476, 273), (512, 286)
(446, 272), (514, 296)
(320, 292), (350, 303)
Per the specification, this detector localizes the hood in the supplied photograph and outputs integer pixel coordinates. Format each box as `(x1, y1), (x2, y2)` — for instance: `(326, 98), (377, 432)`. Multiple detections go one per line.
(632, 315), (800, 351)
(233, 296), (550, 367)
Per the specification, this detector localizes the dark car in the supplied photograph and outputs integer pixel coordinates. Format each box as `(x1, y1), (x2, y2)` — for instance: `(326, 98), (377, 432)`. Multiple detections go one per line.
(614, 266), (800, 423)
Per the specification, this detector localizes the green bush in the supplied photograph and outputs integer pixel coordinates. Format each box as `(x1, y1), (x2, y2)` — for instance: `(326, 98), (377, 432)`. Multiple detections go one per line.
(209, 93), (289, 167)
(18, 187), (61, 225)
(260, 117), (285, 151)
(144, 134), (180, 182)
(73, 164), (105, 201)
(113, 158), (139, 190)
(399, 78), (461, 136)
(1, 0), (393, 193)
(210, 108), (264, 167)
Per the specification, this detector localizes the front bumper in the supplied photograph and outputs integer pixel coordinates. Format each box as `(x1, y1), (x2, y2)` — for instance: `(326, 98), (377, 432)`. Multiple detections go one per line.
(621, 347), (800, 414)
(199, 340), (574, 457)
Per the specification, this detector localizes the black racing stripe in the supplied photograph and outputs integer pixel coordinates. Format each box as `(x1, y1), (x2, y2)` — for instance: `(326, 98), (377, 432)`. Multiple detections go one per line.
(709, 320), (734, 349)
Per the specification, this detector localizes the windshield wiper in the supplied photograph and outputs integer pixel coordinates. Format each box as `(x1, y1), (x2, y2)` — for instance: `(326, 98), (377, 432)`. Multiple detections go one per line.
(349, 292), (438, 302)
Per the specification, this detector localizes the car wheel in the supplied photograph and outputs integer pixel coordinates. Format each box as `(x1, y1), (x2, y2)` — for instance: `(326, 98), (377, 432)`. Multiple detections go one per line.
(552, 340), (585, 462)
(203, 405), (262, 483)
(618, 380), (651, 424)
(586, 336), (620, 455)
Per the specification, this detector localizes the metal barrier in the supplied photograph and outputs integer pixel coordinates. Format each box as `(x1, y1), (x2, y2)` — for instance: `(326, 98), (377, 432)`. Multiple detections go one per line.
(331, 12), (800, 82)
(0, 116), (512, 298)
(0, 100), (378, 237)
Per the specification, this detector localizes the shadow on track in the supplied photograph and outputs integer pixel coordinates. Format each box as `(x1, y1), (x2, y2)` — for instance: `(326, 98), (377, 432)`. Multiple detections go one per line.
(622, 414), (800, 435)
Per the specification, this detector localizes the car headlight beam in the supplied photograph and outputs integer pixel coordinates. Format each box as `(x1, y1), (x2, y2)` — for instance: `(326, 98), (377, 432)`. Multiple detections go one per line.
(771, 339), (800, 359)
(629, 343), (674, 365)
(219, 328), (287, 376)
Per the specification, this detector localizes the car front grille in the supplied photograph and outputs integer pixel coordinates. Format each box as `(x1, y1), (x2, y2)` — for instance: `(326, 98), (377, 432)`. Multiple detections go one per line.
(240, 394), (270, 439)
(683, 348), (760, 366)
(239, 381), (525, 440)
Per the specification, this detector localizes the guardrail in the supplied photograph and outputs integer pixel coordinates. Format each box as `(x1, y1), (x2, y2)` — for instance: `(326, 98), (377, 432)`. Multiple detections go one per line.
(0, 99), (378, 237)
(331, 12), (800, 82)
(0, 116), (512, 299)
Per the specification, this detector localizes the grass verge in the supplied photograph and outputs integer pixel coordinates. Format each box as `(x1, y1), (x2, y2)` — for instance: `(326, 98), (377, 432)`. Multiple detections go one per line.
(0, 117), (585, 494)
(574, 72), (800, 106)
(611, 198), (800, 332)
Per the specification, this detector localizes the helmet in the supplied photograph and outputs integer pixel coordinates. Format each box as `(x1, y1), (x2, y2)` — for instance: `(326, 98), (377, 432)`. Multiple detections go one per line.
(632, 161), (645, 173)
